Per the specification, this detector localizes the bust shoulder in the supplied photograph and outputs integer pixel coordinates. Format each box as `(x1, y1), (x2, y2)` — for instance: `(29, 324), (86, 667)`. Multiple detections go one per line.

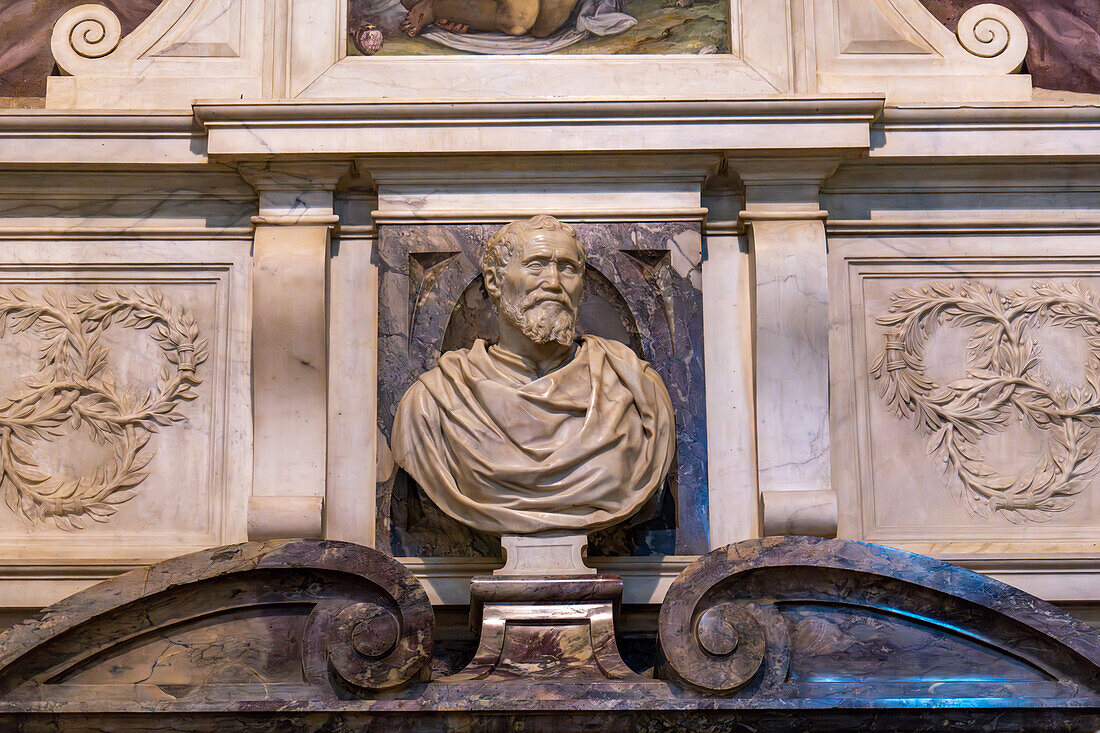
(581, 334), (651, 367)
(430, 339), (489, 372)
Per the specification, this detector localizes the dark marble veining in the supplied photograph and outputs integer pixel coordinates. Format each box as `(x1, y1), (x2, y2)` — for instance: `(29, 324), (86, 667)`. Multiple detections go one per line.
(658, 536), (1100, 700)
(377, 223), (707, 558)
(0, 540), (435, 700)
(2, 686), (1098, 732)
(1, 537), (1100, 729)
(451, 574), (641, 682)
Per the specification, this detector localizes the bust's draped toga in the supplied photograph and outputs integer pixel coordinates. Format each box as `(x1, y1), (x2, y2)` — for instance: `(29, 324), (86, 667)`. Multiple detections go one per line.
(391, 335), (675, 534)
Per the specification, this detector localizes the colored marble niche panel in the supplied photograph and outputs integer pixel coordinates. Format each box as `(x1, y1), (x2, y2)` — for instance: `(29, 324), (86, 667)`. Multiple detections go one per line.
(348, 0), (730, 57)
(377, 222), (707, 558)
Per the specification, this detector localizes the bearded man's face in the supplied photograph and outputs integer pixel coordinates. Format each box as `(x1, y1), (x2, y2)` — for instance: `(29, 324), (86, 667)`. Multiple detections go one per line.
(495, 230), (584, 347)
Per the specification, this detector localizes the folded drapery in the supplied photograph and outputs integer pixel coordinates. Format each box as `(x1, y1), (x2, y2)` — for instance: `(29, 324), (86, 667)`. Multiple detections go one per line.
(392, 335), (674, 534)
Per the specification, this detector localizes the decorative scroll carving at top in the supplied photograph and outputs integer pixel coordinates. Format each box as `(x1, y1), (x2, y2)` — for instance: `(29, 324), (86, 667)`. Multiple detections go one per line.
(956, 2), (1027, 69)
(0, 288), (207, 530)
(51, 4), (124, 68)
(815, 0), (1031, 102)
(871, 281), (1100, 523)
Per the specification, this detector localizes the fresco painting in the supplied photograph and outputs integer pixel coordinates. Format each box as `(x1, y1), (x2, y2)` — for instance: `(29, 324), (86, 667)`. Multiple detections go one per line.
(348, 0), (730, 56)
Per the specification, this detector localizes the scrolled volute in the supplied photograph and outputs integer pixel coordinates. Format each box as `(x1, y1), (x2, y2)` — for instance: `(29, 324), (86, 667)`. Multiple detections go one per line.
(658, 551), (774, 694)
(314, 596), (433, 691)
(300, 549), (434, 692)
(51, 4), (123, 74)
(0, 540), (436, 700)
(956, 3), (1027, 72)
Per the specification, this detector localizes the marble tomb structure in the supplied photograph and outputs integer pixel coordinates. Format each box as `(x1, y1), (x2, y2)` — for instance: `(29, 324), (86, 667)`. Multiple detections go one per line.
(0, 0), (1098, 729)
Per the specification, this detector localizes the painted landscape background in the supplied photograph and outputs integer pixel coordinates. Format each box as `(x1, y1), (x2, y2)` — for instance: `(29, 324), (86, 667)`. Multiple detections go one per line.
(347, 0), (731, 56)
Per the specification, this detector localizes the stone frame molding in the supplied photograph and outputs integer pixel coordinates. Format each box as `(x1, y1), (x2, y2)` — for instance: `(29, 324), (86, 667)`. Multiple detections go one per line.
(44, 0), (1031, 109)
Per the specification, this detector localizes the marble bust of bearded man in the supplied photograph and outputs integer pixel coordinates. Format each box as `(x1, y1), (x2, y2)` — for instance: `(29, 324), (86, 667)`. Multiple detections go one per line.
(391, 215), (675, 535)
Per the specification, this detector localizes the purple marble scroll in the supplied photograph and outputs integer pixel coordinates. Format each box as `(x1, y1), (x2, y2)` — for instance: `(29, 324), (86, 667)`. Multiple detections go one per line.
(0, 539), (435, 700)
(0, 536), (1099, 729)
(658, 536), (1100, 699)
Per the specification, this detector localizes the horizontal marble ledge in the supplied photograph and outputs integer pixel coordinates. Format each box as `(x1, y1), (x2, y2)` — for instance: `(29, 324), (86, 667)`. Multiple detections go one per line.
(471, 574), (623, 604)
(370, 208), (710, 225)
(870, 104), (1100, 160)
(194, 98), (884, 159)
(0, 111), (203, 167)
(8, 554), (1098, 609)
(2, 686), (1098, 733)
(1, 104), (1098, 171)
(401, 556), (696, 605)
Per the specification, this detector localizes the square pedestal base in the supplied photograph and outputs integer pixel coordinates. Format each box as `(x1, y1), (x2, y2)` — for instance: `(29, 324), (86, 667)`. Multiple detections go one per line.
(446, 574), (645, 682)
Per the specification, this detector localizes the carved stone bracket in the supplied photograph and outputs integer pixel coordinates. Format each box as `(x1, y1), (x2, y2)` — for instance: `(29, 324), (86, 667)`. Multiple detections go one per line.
(448, 574), (643, 683)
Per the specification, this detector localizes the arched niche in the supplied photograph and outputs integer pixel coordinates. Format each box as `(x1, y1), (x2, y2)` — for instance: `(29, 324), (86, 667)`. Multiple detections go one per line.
(377, 222), (706, 560)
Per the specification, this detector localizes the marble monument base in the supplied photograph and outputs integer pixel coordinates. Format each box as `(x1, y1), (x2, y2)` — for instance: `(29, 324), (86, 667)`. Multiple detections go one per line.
(446, 573), (645, 682)
(3, 538), (1099, 731)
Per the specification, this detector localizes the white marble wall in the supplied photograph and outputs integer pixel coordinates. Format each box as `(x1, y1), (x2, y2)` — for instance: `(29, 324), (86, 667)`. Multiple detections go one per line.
(0, 236), (252, 608)
(0, 0), (1096, 613)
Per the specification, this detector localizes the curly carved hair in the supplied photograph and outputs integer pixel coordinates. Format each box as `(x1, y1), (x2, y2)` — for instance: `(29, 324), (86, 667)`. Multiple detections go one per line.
(481, 215), (585, 293)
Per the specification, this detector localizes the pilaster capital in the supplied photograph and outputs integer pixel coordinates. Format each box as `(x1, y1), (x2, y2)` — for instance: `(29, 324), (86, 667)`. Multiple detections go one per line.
(238, 161), (350, 225)
(728, 156), (845, 222)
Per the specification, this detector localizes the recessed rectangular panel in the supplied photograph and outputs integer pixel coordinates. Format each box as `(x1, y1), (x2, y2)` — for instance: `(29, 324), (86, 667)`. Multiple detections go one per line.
(833, 238), (1100, 553)
(377, 222), (707, 558)
(0, 241), (250, 566)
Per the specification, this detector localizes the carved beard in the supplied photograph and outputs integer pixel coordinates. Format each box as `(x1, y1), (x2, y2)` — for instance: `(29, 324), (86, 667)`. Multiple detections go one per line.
(499, 291), (578, 347)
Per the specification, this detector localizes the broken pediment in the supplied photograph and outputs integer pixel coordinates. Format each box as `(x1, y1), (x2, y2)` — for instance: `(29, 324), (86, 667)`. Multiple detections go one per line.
(0, 537), (1097, 728)
(43, 0), (1033, 109)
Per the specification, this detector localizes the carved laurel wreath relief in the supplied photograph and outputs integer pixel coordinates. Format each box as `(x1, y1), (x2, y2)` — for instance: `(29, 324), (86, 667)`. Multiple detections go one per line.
(0, 288), (207, 530)
(872, 281), (1100, 523)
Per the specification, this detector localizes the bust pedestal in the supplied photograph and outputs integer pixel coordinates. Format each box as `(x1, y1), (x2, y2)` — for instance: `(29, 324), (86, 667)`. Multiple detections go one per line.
(446, 533), (643, 681)
(447, 574), (643, 682)
(497, 532), (595, 576)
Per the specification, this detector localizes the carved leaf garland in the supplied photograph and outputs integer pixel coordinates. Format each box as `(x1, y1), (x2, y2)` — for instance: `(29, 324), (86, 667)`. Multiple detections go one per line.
(0, 288), (207, 531)
(872, 280), (1100, 523)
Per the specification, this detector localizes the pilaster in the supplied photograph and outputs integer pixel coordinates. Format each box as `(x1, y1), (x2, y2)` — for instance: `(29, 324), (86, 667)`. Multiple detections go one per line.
(735, 157), (841, 538)
(240, 162), (348, 540)
(701, 190), (758, 548)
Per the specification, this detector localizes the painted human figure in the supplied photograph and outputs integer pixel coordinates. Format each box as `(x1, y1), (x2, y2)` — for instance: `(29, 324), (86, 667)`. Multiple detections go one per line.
(400, 0), (581, 36)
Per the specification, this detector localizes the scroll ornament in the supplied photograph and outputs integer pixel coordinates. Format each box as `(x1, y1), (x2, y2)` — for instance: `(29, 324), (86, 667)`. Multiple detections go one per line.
(871, 281), (1100, 523)
(50, 4), (123, 75)
(0, 288), (207, 530)
(956, 3), (1028, 71)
